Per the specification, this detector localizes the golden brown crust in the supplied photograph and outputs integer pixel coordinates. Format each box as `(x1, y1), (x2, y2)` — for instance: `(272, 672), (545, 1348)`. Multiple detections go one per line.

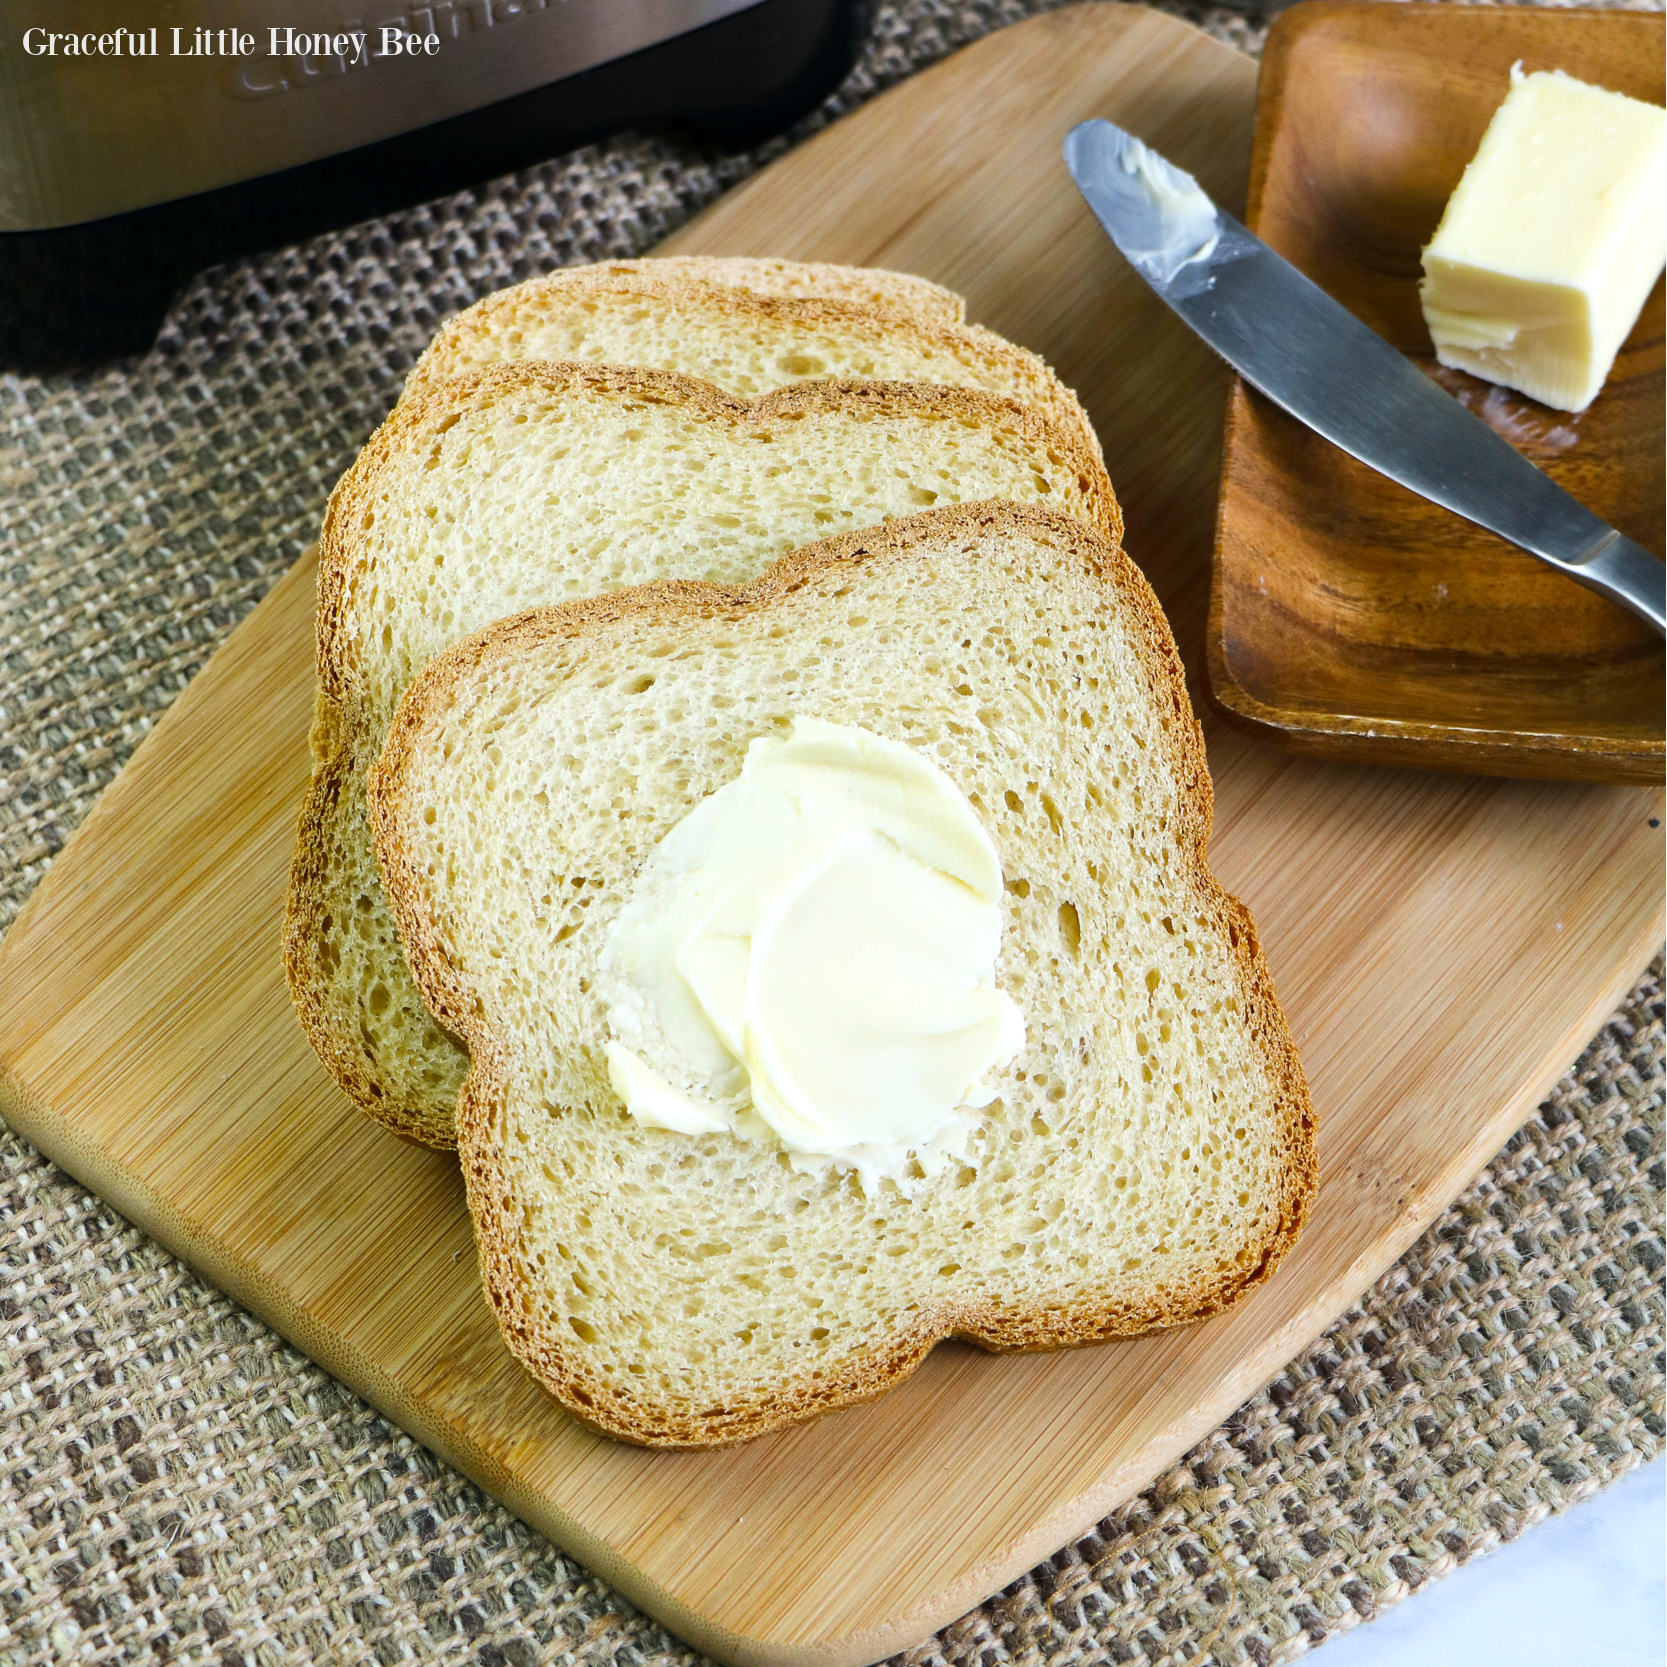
(281, 744), (463, 1144)
(559, 255), (966, 326)
(369, 500), (1317, 1447)
(402, 268), (1097, 458)
(286, 362), (1120, 1148)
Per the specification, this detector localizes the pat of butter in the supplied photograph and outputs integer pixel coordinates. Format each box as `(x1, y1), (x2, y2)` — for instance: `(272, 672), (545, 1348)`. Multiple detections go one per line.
(1419, 66), (1667, 413)
(597, 717), (1025, 1187)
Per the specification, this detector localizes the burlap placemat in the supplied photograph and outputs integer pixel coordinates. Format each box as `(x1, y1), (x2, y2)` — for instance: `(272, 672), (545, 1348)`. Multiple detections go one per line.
(2, 2), (1662, 1662)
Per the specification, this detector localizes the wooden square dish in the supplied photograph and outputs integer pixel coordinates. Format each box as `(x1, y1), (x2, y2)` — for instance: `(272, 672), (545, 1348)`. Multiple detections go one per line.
(1208, 2), (1665, 782)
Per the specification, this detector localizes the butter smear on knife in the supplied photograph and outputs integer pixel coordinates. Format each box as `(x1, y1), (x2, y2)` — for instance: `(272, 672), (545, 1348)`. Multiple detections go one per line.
(1113, 134), (1220, 285)
(1420, 65), (1666, 413)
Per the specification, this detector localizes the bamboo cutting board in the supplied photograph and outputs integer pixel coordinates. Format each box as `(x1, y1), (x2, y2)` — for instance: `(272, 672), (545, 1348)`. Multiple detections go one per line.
(1, 8), (1661, 1666)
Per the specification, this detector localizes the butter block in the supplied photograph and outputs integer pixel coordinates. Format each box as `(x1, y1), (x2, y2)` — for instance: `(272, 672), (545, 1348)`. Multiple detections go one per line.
(1420, 66), (1667, 412)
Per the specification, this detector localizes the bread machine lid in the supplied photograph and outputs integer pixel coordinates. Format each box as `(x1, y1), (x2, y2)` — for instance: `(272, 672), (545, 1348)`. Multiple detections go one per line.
(0, 0), (767, 232)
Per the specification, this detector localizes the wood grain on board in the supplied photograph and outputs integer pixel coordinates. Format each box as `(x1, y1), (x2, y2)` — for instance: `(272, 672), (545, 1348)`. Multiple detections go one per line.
(0, 8), (1662, 1666)
(1210, 2), (1666, 781)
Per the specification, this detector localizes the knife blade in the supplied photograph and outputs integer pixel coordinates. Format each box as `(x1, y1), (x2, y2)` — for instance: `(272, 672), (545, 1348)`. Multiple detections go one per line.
(1063, 118), (1665, 636)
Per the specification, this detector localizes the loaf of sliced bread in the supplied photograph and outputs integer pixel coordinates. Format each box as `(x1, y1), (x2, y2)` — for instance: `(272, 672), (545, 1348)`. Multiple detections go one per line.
(368, 501), (1316, 1447)
(285, 364), (1116, 1147)
(577, 256), (965, 326)
(401, 268), (1093, 451)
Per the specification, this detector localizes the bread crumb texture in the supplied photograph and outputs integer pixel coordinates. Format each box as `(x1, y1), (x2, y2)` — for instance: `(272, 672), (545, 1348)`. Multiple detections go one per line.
(371, 502), (1315, 1446)
(286, 364), (1116, 1146)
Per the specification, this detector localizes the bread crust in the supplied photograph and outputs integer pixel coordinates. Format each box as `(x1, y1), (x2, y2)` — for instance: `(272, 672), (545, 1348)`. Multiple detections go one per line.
(369, 500), (1318, 1447)
(285, 363), (1120, 1147)
(401, 267), (1098, 459)
(569, 255), (966, 327)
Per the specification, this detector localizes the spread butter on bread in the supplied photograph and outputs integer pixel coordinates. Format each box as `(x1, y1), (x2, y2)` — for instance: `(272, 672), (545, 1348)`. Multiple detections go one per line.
(368, 502), (1316, 1447)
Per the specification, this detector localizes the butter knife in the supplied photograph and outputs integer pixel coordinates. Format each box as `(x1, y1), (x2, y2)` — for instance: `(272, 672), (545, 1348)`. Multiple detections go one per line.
(1063, 119), (1666, 635)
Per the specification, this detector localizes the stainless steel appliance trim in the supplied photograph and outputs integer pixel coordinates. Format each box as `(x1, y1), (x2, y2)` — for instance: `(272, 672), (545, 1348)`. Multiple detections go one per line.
(2, 0), (767, 231)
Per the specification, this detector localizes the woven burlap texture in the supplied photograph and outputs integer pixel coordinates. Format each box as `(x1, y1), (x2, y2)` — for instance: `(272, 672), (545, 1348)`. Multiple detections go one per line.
(2, 0), (1663, 1662)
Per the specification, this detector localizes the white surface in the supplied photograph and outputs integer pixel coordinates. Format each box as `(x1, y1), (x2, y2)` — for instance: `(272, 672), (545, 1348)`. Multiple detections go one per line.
(1316, 1459), (1665, 1667)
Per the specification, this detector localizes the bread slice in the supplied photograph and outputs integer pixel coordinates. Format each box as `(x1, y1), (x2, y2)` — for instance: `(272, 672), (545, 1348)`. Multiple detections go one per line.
(368, 501), (1316, 1447)
(575, 256), (965, 326)
(284, 364), (1117, 1148)
(401, 268), (1093, 453)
